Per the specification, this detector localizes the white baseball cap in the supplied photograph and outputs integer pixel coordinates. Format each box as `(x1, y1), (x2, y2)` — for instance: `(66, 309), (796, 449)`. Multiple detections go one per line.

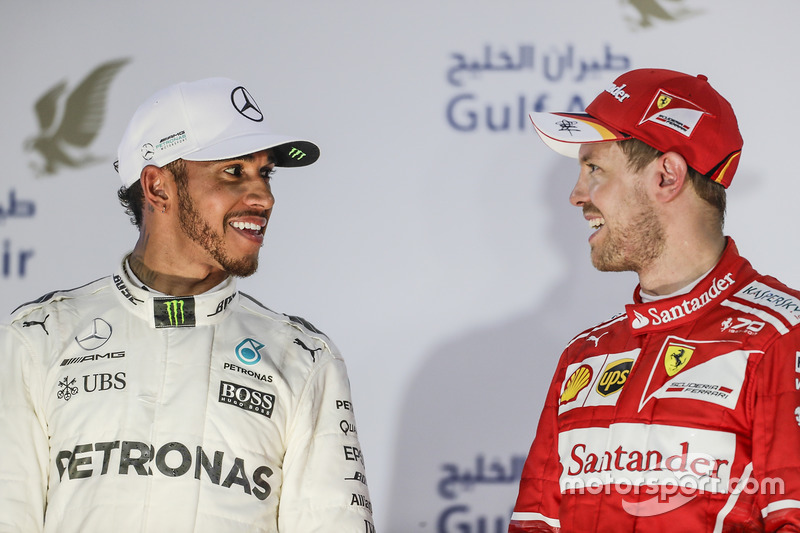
(115, 77), (320, 187)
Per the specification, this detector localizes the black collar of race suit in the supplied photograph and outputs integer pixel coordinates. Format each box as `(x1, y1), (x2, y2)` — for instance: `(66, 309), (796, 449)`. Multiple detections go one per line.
(112, 256), (239, 328)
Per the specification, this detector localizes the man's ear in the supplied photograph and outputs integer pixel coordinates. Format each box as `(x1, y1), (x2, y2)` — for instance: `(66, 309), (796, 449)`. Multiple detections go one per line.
(654, 151), (689, 203)
(140, 165), (173, 215)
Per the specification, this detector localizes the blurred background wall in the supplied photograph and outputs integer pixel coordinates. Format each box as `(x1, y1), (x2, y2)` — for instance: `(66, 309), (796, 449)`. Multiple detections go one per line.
(2, 1), (796, 530)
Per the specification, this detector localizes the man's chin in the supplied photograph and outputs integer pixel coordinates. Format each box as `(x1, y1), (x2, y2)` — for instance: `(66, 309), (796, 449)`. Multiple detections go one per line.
(590, 249), (631, 273)
(222, 256), (260, 278)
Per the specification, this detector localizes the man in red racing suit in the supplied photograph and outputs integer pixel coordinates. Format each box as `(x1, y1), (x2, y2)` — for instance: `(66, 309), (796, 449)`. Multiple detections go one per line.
(510, 239), (800, 531)
(509, 68), (800, 531)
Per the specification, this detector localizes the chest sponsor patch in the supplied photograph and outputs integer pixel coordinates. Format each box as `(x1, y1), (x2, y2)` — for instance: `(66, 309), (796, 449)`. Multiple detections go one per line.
(664, 343), (694, 377)
(650, 351), (748, 409)
(734, 281), (800, 326)
(218, 381), (275, 418)
(638, 336), (750, 411)
(596, 359), (634, 397)
(558, 349), (641, 416)
(560, 365), (593, 405)
(558, 423), (736, 493)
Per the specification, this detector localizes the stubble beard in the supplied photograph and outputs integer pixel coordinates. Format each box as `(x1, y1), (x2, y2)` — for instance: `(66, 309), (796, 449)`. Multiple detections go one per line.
(590, 185), (665, 273)
(176, 185), (260, 278)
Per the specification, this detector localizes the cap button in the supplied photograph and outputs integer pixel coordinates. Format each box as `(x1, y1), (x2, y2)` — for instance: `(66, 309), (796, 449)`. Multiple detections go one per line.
(697, 74), (709, 81)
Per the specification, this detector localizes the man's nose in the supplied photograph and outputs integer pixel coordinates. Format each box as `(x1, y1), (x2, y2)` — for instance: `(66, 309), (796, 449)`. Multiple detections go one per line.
(569, 173), (588, 207)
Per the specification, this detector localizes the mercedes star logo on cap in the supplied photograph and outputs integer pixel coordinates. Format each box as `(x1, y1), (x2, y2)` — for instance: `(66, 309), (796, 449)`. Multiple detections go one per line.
(230, 86), (263, 122)
(141, 143), (155, 160)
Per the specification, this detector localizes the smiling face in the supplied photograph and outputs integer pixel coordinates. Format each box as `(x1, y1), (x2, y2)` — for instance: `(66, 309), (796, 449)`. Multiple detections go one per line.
(571, 142), (665, 273)
(173, 150), (276, 278)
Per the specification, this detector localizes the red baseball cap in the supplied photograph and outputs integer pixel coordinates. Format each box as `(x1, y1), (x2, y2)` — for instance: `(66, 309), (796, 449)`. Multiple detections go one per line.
(529, 68), (743, 188)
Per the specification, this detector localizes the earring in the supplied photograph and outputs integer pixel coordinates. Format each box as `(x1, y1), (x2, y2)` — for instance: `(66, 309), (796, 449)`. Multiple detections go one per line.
(162, 206), (166, 214)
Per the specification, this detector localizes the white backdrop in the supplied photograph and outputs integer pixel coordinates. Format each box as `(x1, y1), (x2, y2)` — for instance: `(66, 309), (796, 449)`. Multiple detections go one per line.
(3, 1), (800, 531)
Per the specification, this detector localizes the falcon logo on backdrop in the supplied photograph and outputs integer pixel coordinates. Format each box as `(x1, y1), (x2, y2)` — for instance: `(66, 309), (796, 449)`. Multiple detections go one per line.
(1, 60), (126, 280)
(620, 0), (702, 30)
(25, 58), (130, 176)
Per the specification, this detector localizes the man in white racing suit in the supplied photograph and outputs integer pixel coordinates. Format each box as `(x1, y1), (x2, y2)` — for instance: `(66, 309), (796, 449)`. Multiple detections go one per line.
(0, 77), (374, 532)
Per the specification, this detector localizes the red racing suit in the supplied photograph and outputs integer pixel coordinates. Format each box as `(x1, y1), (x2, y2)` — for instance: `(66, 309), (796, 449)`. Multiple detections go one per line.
(510, 239), (800, 532)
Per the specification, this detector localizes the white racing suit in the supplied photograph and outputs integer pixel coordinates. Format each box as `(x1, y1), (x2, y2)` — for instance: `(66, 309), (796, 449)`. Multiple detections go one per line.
(0, 259), (374, 532)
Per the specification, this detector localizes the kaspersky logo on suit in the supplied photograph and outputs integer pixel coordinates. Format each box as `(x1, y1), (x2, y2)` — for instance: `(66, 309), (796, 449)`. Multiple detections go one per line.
(153, 297), (196, 328)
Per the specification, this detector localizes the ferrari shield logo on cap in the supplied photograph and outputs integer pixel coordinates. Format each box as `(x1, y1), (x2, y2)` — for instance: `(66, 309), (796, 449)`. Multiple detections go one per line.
(639, 90), (709, 138)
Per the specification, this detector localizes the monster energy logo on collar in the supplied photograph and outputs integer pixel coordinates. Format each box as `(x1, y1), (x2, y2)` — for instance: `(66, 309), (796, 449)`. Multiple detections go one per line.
(154, 297), (196, 328)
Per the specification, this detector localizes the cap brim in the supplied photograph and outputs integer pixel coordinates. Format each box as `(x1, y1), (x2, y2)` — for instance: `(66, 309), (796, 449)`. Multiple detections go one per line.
(181, 133), (320, 167)
(529, 112), (629, 158)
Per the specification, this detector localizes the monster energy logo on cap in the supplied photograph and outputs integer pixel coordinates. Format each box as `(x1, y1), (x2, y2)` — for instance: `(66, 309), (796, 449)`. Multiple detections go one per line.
(153, 297), (196, 328)
(288, 147), (307, 160)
